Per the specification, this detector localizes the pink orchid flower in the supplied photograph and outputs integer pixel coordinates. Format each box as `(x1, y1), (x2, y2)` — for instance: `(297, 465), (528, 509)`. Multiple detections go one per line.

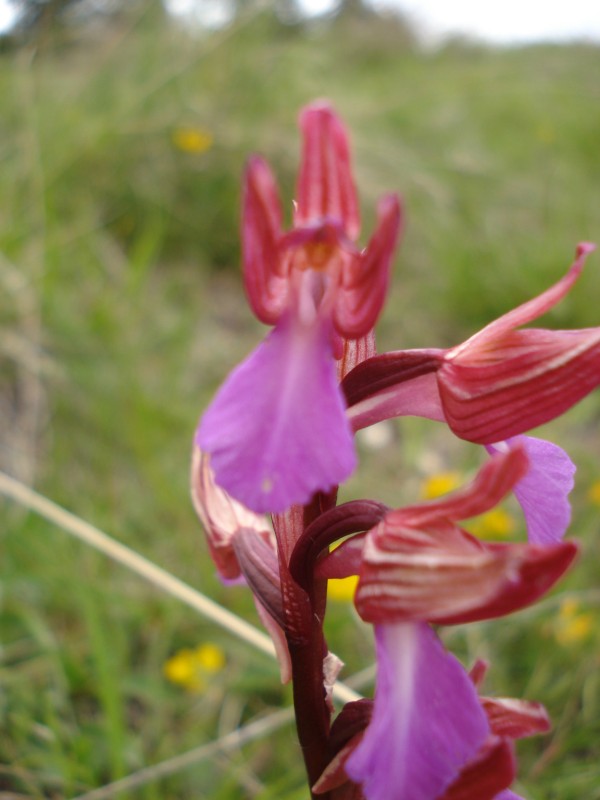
(197, 102), (401, 514)
(313, 449), (568, 800)
(344, 242), (596, 545)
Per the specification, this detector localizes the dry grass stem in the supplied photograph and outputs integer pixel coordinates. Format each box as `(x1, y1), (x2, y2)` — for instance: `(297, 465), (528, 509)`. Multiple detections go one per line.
(0, 471), (362, 705)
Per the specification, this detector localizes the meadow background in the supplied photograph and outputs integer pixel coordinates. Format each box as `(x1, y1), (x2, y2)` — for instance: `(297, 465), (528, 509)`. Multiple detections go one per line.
(1, 2), (600, 797)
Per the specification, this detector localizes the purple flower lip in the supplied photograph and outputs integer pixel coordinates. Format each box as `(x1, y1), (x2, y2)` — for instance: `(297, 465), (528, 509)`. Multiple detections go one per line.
(196, 312), (356, 514)
(345, 622), (490, 800)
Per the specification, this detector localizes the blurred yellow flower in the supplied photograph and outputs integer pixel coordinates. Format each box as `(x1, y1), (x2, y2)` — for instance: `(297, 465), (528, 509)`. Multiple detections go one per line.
(536, 123), (556, 144)
(328, 574), (359, 603)
(421, 471), (516, 540)
(466, 508), (517, 541)
(172, 126), (214, 154)
(420, 471), (462, 499)
(554, 598), (594, 646)
(587, 479), (600, 507)
(164, 642), (226, 692)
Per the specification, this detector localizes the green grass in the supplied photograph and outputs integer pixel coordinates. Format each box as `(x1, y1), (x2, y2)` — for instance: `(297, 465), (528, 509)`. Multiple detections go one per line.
(1, 4), (600, 798)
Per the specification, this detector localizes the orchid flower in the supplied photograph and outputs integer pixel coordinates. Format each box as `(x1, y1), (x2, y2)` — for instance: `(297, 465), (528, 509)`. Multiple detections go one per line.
(342, 624), (546, 800)
(317, 446), (577, 625)
(344, 242), (596, 544)
(313, 449), (571, 799)
(313, 649), (545, 800)
(197, 102), (401, 514)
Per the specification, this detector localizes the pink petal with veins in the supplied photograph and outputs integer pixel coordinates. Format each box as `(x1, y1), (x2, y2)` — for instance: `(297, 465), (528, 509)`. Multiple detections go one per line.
(296, 102), (360, 238)
(242, 156), (288, 324)
(333, 194), (402, 339)
(438, 244), (599, 443)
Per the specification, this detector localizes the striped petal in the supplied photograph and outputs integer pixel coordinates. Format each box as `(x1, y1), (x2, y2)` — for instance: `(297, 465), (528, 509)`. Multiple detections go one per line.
(190, 448), (271, 580)
(354, 448), (578, 625)
(438, 244), (599, 444)
(439, 326), (600, 443)
(295, 102), (360, 238)
(333, 194), (402, 339)
(242, 156), (288, 325)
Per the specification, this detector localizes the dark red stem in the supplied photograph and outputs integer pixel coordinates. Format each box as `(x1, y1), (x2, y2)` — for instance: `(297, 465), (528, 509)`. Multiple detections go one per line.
(283, 492), (339, 798)
(288, 598), (333, 798)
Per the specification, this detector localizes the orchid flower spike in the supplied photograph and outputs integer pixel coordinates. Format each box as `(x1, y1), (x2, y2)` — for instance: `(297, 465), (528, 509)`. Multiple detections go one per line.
(197, 102), (402, 514)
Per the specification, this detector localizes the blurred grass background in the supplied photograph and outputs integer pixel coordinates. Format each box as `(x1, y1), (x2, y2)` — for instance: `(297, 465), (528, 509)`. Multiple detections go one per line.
(1, 1), (600, 797)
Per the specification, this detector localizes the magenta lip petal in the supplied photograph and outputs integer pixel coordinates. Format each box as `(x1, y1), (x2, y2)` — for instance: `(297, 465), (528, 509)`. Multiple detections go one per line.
(487, 436), (575, 545)
(196, 313), (357, 514)
(345, 622), (489, 800)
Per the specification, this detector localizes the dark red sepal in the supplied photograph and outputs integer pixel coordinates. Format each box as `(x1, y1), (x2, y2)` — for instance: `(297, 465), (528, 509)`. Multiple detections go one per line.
(482, 696), (551, 739)
(439, 737), (516, 800)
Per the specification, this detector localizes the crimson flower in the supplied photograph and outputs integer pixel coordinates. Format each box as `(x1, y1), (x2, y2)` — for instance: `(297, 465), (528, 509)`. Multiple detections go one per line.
(343, 243), (596, 544)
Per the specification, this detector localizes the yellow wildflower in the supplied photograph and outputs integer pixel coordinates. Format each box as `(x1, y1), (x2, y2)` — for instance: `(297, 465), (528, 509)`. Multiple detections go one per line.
(328, 574), (359, 603)
(587, 479), (600, 507)
(421, 472), (516, 540)
(536, 123), (556, 144)
(554, 598), (594, 646)
(466, 508), (517, 541)
(420, 472), (462, 500)
(196, 642), (226, 672)
(164, 642), (226, 692)
(172, 126), (214, 154)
